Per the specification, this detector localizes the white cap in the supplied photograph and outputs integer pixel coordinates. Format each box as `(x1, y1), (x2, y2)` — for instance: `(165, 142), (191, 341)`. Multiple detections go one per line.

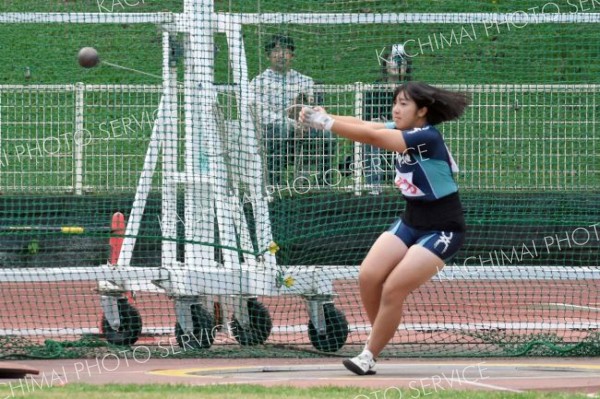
(391, 43), (407, 58)
(389, 43), (408, 71)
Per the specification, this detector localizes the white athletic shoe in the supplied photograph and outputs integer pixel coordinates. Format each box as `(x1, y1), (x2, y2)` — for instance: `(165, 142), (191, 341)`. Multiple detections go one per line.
(343, 352), (377, 375)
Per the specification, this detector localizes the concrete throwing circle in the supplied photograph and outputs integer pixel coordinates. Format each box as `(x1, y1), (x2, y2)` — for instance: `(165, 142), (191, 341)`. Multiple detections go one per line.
(149, 360), (600, 394)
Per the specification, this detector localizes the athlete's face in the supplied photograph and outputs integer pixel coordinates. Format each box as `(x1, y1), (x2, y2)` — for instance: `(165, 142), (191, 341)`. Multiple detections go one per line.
(392, 91), (428, 130)
(269, 44), (294, 73)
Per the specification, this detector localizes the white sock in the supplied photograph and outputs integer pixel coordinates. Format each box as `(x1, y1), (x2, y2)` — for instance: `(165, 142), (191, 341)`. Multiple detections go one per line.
(360, 348), (374, 360)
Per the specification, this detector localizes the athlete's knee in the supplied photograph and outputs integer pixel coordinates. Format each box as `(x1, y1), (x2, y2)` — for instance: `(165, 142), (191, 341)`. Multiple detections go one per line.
(380, 282), (412, 306)
(359, 260), (385, 283)
(358, 267), (381, 289)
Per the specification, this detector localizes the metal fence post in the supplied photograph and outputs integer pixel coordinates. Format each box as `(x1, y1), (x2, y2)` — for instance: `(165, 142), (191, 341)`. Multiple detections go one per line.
(74, 82), (85, 195)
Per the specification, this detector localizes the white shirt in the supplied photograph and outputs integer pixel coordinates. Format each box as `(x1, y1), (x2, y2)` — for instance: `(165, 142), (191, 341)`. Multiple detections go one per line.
(249, 68), (314, 125)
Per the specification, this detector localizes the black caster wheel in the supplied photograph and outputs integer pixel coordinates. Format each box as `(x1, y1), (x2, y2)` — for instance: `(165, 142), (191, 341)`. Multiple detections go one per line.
(175, 303), (215, 349)
(101, 298), (142, 346)
(231, 298), (272, 346)
(308, 303), (348, 352)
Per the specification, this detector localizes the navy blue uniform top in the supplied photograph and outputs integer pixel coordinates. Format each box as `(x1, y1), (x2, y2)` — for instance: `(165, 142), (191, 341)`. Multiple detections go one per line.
(385, 122), (466, 232)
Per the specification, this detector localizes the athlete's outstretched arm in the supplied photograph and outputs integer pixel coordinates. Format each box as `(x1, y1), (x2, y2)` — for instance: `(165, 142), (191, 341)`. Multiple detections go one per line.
(300, 107), (407, 153)
(309, 107), (388, 130)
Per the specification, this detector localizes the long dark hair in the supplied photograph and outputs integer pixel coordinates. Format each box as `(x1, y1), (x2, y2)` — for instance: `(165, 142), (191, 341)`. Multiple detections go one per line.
(393, 82), (469, 125)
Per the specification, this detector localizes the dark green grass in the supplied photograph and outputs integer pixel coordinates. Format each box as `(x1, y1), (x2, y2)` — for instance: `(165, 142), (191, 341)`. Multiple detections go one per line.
(0, 1), (598, 85)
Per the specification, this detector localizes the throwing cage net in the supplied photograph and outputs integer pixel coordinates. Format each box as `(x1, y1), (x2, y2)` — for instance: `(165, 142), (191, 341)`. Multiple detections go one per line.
(0, 0), (599, 361)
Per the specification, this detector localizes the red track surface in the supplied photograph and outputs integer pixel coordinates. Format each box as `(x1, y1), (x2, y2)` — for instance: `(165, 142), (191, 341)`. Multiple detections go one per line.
(1, 277), (597, 350)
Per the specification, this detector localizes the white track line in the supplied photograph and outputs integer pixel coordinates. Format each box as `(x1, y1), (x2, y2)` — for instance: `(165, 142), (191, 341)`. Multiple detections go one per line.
(456, 379), (524, 393)
(543, 303), (600, 312)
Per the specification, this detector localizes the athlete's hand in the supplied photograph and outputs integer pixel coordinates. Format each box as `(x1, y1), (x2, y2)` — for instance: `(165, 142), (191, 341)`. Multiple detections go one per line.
(299, 107), (335, 131)
(287, 93), (313, 121)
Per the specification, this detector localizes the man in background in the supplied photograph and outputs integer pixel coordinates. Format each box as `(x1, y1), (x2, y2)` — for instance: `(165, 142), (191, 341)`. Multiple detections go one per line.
(250, 34), (336, 186)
